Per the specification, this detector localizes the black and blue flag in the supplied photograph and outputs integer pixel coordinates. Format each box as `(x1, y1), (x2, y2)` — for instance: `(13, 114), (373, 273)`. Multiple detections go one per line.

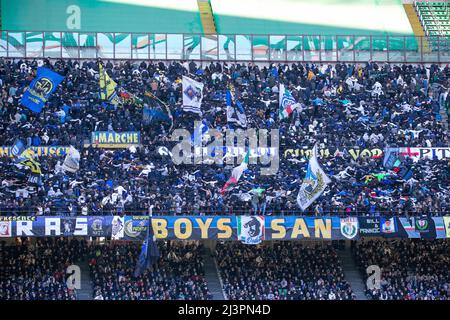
(226, 87), (247, 129)
(134, 216), (160, 277)
(143, 91), (173, 130)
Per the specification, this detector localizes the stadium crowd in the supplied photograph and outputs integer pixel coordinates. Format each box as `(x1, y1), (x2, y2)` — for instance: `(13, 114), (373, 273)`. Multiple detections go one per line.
(216, 242), (355, 300)
(1, 238), (448, 301)
(0, 238), (87, 300)
(0, 58), (449, 216)
(88, 241), (212, 300)
(354, 239), (449, 300)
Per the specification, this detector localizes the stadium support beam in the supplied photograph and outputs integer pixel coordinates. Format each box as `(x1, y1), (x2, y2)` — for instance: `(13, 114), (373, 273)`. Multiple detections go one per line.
(197, 0), (217, 34)
(402, 0), (431, 53)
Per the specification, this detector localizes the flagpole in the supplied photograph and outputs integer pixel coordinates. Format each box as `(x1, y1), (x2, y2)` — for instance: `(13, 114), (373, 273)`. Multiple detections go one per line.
(149, 204), (153, 219)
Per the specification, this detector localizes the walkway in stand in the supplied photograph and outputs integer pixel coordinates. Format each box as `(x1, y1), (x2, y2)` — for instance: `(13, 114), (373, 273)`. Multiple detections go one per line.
(203, 248), (226, 300)
(338, 246), (368, 300)
(76, 257), (94, 300)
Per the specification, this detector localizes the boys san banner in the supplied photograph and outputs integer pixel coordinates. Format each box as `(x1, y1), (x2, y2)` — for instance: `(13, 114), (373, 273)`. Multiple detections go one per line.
(91, 131), (141, 148)
(0, 215), (447, 240)
(20, 67), (64, 113)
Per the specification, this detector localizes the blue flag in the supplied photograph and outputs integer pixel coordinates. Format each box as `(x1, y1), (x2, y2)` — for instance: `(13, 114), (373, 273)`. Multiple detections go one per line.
(226, 89), (247, 128)
(11, 139), (26, 157)
(143, 91), (173, 129)
(134, 216), (160, 277)
(20, 67), (64, 113)
(192, 119), (209, 147)
(143, 105), (171, 124)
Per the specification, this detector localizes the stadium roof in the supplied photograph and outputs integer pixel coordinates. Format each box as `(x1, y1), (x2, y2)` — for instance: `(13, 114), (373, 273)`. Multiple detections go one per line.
(2, 0), (413, 35)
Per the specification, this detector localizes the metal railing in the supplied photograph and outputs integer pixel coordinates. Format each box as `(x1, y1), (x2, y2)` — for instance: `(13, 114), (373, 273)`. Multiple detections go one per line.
(0, 208), (447, 217)
(1, 30), (450, 63)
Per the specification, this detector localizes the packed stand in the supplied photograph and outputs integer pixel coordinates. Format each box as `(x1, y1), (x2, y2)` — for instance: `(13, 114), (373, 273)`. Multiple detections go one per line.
(0, 58), (449, 216)
(88, 241), (212, 300)
(354, 239), (449, 300)
(0, 238), (88, 300)
(215, 242), (355, 300)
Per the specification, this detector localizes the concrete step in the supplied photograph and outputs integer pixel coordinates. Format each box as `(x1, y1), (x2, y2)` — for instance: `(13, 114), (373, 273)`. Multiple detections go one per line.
(338, 248), (368, 300)
(76, 257), (93, 300)
(203, 249), (226, 300)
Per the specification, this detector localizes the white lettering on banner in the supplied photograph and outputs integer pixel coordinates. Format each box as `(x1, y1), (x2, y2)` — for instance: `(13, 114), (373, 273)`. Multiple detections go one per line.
(16, 221), (33, 236)
(74, 218), (88, 236)
(395, 147), (450, 162)
(45, 218), (61, 236)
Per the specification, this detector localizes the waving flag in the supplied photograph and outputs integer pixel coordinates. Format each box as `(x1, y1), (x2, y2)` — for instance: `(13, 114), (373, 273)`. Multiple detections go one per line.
(134, 209), (160, 277)
(119, 89), (144, 107)
(296, 145), (331, 210)
(20, 67), (64, 113)
(192, 119), (209, 147)
(18, 149), (42, 175)
(143, 91), (173, 130)
(11, 139), (26, 157)
(226, 85), (247, 128)
(62, 146), (80, 173)
(182, 76), (204, 115)
(99, 63), (121, 106)
(221, 151), (249, 194)
(11, 141), (42, 183)
(279, 84), (299, 120)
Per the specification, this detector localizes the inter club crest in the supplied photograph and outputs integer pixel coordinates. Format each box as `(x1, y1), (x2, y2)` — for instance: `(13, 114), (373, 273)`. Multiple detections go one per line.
(340, 217), (358, 239)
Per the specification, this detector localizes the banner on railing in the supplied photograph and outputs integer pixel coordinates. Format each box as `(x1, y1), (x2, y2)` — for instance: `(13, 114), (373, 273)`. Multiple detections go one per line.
(283, 147), (450, 162)
(283, 147), (383, 160)
(384, 147), (450, 162)
(0, 146), (70, 157)
(91, 132), (140, 148)
(0, 216), (448, 240)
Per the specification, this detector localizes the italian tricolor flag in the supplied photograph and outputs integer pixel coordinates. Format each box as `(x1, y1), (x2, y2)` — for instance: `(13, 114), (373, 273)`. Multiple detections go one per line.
(279, 84), (299, 120)
(220, 152), (250, 194)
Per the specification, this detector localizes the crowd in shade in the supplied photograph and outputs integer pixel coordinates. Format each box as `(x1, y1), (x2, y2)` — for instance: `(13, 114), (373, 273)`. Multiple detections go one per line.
(0, 58), (449, 216)
(215, 242), (355, 300)
(0, 238), (87, 300)
(354, 239), (449, 300)
(1, 238), (448, 301)
(89, 241), (212, 300)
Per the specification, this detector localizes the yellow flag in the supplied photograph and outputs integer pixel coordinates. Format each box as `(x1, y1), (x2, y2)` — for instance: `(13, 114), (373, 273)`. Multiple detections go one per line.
(19, 149), (42, 174)
(99, 64), (120, 105)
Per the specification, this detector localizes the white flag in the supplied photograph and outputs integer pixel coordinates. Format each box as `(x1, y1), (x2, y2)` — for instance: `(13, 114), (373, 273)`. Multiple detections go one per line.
(62, 146), (80, 173)
(296, 144), (331, 211)
(182, 76), (204, 115)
